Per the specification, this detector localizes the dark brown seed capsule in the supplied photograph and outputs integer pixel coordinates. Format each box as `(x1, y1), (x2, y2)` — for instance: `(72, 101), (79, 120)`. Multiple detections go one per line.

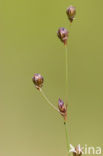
(73, 145), (82, 156)
(66, 6), (76, 23)
(58, 98), (67, 120)
(57, 28), (69, 45)
(32, 73), (44, 90)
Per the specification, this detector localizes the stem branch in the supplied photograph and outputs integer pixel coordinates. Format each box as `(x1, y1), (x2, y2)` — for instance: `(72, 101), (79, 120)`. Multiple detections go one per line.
(40, 88), (59, 112)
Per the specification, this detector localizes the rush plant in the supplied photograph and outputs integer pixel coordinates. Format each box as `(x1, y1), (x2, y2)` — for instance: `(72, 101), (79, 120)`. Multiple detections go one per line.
(32, 3), (82, 156)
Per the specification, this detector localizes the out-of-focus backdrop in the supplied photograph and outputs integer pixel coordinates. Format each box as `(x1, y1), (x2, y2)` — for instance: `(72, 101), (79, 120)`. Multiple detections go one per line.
(0, 0), (103, 155)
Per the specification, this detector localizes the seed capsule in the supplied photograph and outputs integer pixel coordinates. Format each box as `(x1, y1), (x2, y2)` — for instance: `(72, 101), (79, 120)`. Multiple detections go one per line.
(32, 73), (44, 90)
(66, 6), (76, 23)
(73, 145), (82, 156)
(57, 28), (68, 45)
(58, 98), (67, 120)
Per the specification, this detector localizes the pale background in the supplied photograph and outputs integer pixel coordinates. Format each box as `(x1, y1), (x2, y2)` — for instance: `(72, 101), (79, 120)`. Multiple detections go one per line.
(0, 0), (103, 155)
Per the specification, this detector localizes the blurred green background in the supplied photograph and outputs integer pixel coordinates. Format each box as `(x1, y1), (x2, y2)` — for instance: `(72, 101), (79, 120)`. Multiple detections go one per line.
(0, 0), (103, 155)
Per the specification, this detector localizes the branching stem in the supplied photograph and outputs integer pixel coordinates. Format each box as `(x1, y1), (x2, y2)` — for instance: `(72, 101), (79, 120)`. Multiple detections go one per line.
(40, 88), (59, 112)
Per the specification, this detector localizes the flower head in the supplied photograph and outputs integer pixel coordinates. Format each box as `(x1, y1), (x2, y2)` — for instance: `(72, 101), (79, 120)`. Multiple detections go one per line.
(66, 6), (76, 23)
(57, 28), (69, 45)
(32, 73), (44, 90)
(58, 98), (67, 120)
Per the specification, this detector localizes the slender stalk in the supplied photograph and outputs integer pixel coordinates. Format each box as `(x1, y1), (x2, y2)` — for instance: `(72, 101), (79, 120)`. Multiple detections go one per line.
(40, 88), (59, 112)
(64, 45), (70, 155)
(64, 122), (69, 156)
(65, 45), (69, 105)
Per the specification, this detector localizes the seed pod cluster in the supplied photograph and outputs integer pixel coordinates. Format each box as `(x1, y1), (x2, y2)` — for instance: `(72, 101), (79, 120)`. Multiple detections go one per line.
(66, 6), (76, 23)
(58, 98), (67, 120)
(32, 73), (44, 90)
(57, 28), (69, 45)
(33, 4), (77, 122)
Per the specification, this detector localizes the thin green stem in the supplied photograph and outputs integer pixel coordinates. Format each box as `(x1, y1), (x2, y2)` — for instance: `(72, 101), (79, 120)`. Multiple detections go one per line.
(40, 88), (59, 112)
(64, 45), (70, 156)
(64, 122), (69, 156)
(65, 45), (69, 105)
